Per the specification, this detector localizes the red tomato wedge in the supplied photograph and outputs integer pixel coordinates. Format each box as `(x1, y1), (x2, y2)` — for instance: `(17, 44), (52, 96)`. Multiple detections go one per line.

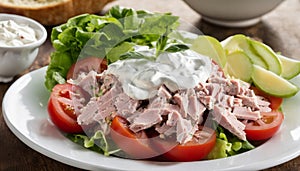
(67, 57), (107, 80)
(152, 126), (216, 162)
(48, 83), (90, 133)
(110, 116), (159, 159)
(245, 111), (284, 141)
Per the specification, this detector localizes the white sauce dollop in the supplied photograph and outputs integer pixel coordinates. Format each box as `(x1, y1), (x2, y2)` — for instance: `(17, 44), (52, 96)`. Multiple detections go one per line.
(0, 20), (37, 47)
(106, 49), (212, 100)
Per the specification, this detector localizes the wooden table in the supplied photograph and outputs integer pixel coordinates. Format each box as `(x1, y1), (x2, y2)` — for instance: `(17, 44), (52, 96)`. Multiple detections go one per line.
(1, 0), (300, 170)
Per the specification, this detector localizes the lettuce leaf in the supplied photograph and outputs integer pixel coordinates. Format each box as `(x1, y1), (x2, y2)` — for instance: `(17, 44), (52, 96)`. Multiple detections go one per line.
(66, 130), (120, 156)
(207, 125), (255, 159)
(45, 6), (180, 91)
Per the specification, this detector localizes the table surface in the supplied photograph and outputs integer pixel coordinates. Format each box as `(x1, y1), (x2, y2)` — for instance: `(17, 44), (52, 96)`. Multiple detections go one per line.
(1, 0), (300, 170)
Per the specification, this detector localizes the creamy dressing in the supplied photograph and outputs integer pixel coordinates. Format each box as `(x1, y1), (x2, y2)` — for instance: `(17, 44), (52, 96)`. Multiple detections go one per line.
(0, 20), (37, 47)
(106, 49), (212, 100)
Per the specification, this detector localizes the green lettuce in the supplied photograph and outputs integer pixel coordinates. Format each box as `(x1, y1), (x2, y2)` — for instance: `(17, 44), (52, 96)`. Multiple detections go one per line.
(66, 130), (120, 156)
(207, 125), (255, 159)
(45, 6), (180, 91)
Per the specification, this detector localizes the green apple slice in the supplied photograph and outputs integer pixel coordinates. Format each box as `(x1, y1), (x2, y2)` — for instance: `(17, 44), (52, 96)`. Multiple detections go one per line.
(251, 65), (299, 97)
(278, 54), (300, 80)
(191, 35), (227, 68)
(250, 40), (282, 75)
(224, 50), (253, 82)
(221, 34), (267, 69)
(169, 30), (198, 45)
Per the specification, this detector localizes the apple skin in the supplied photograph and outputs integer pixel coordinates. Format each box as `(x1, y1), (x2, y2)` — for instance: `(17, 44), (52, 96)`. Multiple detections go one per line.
(250, 39), (282, 75)
(251, 65), (298, 98)
(221, 34), (267, 69)
(278, 55), (300, 80)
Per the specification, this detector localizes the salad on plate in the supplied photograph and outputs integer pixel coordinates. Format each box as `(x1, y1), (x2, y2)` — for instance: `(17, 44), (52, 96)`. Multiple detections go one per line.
(44, 6), (300, 162)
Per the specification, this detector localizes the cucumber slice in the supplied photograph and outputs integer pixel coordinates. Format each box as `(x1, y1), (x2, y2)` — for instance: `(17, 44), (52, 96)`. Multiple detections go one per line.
(221, 34), (267, 69)
(224, 50), (253, 82)
(191, 35), (227, 68)
(250, 40), (282, 75)
(278, 55), (300, 80)
(251, 65), (299, 97)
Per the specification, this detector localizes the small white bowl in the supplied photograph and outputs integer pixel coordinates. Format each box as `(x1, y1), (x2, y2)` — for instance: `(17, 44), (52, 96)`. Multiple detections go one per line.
(0, 13), (47, 82)
(183, 0), (284, 27)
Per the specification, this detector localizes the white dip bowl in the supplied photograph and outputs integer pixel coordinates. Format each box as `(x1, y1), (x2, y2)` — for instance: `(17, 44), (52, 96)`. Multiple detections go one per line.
(183, 0), (284, 27)
(0, 13), (47, 82)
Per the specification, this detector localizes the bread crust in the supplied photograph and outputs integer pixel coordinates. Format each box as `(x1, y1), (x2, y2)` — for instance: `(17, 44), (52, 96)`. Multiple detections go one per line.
(0, 0), (113, 25)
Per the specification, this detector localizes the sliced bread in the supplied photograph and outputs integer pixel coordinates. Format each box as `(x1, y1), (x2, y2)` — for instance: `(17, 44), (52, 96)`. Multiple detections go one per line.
(0, 0), (113, 25)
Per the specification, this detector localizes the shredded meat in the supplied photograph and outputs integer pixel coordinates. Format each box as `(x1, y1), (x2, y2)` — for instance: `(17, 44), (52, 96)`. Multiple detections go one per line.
(74, 61), (272, 144)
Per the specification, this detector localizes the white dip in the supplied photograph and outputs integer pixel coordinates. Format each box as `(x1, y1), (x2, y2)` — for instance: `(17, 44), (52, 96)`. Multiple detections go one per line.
(106, 49), (212, 100)
(0, 20), (37, 46)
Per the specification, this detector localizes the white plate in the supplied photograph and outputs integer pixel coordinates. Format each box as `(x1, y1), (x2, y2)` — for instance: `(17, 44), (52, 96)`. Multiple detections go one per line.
(3, 66), (300, 171)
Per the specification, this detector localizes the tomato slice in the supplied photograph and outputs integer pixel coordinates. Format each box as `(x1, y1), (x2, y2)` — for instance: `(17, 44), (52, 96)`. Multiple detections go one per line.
(110, 116), (159, 159)
(244, 86), (284, 141)
(48, 83), (90, 133)
(245, 111), (284, 141)
(251, 86), (283, 111)
(67, 57), (107, 80)
(152, 126), (216, 162)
